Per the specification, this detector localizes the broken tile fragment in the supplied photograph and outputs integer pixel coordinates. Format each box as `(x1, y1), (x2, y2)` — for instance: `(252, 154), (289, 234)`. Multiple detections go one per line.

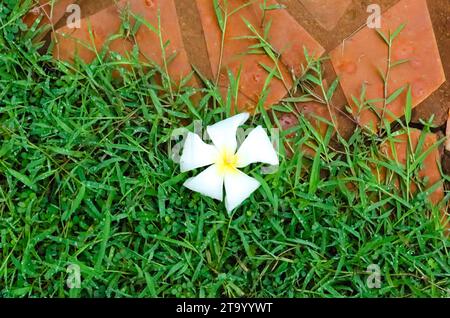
(52, 3), (129, 64)
(377, 129), (448, 231)
(277, 99), (332, 158)
(23, 0), (75, 39)
(52, 0), (195, 86)
(251, 0), (326, 75)
(196, 0), (324, 112)
(276, 77), (343, 158)
(299, 0), (351, 31)
(75, 0), (117, 18)
(330, 0), (446, 131)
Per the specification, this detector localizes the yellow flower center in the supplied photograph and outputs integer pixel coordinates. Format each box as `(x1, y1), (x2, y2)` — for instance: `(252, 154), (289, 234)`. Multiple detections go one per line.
(216, 149), (238, 175)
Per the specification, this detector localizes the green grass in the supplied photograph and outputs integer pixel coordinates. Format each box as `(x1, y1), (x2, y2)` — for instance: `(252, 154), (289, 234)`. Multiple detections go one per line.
(0, 1), (449, 298)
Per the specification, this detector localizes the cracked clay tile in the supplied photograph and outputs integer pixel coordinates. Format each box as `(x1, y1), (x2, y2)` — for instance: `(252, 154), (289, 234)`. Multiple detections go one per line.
(52, 0), (196, 86)
(330, 0), (445, 132)
(378, 129), (448, 231)
(298, 0), (352, 31)
(196, 0), (324, 113)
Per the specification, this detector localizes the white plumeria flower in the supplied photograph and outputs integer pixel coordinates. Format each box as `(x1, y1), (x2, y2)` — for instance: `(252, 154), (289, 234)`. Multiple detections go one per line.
(180, 113), (279, 213)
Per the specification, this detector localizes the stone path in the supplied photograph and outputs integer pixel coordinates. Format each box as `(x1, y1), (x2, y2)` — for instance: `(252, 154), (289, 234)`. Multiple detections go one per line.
(330, 0), (445, 132)
(25, 0), (449, 128)
(24, 0), (449, 219)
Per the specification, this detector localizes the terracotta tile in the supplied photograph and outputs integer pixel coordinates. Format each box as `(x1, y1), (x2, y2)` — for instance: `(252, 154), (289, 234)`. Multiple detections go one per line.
(251, 0), (325, 75)
(196, 0), (324, 112)
(23, 0), (75, 39)
(52, 0), (195, 86)
(298, 0), (352, 31)
(278, 99), (332, 158)
(75, 0), (116, 19)
(52, 2), (131, 64)
(276, 77), (340, 158)
(377, 129), (448, 231)
(330, 0), (445, 131)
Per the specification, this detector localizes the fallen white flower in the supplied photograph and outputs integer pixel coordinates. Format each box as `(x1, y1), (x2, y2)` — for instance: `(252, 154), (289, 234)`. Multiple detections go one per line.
(180, 113), (279, 213)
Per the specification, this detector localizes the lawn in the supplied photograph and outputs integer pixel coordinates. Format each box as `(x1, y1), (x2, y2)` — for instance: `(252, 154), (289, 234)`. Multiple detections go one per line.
(0, 0), (449, 298)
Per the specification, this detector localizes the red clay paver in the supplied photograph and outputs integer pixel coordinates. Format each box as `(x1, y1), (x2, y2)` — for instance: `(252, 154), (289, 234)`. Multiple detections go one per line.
(251, 0), (326, 76)
(278, 100), (332, 158)
(298, 0), (352, 31)
(52, 0), (195, 86)
(196, 0), (324, 112)
(330, 0), (445, 131)
(377, 129), (448, 232)
(23, 0), (75, 39)
(53, 3), (130, 64)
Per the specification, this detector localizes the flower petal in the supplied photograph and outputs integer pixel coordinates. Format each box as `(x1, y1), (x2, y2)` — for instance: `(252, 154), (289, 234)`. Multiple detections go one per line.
(236, 126), (279, 168)
(180, 132), (219, 172)
(183, 164), (224, 201)
(224, 170), (260, 213)
(206, 112), (249, 153)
